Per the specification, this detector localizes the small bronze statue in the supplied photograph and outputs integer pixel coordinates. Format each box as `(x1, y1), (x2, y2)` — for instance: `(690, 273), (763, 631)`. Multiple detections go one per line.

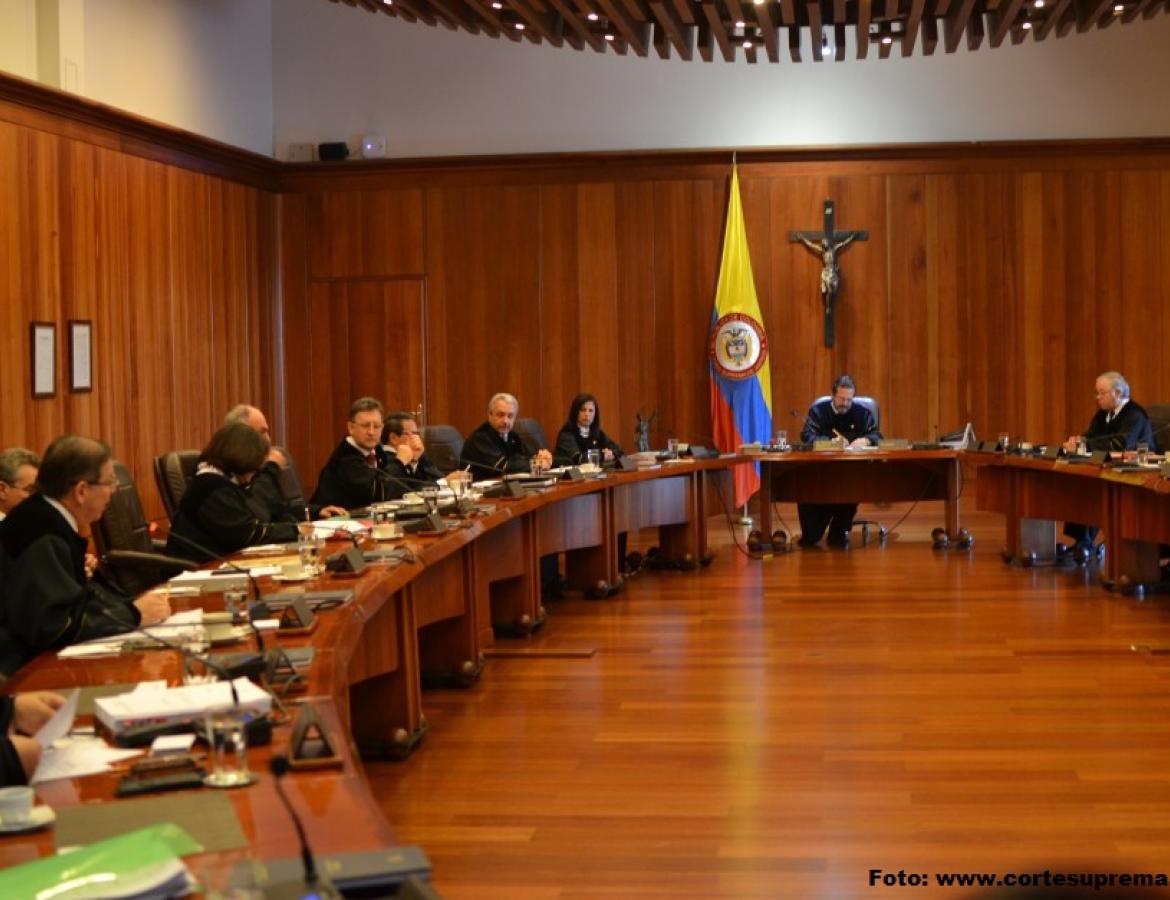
(634, 409), (657, 453)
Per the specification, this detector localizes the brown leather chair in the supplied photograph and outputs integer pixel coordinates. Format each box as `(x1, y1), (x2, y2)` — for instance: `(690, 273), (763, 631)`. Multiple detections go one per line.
(153, 449), (200, 521)
(421, 425), (464, 475)
(1145, 403), (1170, 453)
(94, 460), (196, 596)
(513, 417), (549, 455)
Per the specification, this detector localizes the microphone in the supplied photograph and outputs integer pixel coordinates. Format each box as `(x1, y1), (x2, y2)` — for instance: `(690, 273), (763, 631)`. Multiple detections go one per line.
(373, 470), (448, 531)
(269, 754), (341, 899)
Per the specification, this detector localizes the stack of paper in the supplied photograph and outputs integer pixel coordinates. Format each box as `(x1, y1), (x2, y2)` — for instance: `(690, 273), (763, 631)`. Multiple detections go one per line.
(94, 678), (271, 736)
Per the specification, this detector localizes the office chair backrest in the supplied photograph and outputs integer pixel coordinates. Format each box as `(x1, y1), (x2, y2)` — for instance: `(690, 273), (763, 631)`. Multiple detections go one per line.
(513, 417), (549, 454)
(274, 445), (308, 512)
(1145, 403), (1170, 453)
(811, 395), (880, 430)
(154, 449), (200, 521)
(93, 461), (168, 595)
(421, 425), (464, 475)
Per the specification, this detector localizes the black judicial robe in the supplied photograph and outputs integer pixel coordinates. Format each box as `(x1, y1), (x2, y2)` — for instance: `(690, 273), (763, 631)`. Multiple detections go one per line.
(1082, 401), (1154, 452)
(166, 472), (298, 562)
(800, 400), (883, 445)
(0, 494), (140, 675)
(311, 440), (392, 511)
(460, 422), (534, 478)
(553, 425), (624, 467)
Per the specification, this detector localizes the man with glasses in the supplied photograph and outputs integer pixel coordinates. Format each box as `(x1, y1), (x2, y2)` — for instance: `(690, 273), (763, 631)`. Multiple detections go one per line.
(1060, 371), (1154, 560)
(0, 435), (170, 673)
(381, 411), (447, 500)
(0, 448), (39, 521)
(311, 397), (393, 511)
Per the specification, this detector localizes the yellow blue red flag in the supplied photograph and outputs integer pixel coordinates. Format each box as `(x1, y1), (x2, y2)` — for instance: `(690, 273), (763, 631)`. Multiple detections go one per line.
(708, 165), (772, 508)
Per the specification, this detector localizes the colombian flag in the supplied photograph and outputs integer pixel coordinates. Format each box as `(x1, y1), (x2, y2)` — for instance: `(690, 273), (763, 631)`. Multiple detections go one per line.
(708, 165), (772, 508)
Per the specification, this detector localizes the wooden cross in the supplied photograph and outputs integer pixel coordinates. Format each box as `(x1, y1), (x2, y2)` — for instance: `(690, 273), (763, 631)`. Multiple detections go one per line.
(789, 199), (868, 348)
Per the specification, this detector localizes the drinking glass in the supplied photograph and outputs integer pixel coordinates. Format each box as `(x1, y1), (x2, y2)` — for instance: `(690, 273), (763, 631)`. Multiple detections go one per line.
(774, 430), (788, 451)
(998, 432), (1011, 453)
(1137, 441), (1150, 465)
(203, 711), (255, 788)
(586, 449), (602, 469)
(666, 438), (680, 459)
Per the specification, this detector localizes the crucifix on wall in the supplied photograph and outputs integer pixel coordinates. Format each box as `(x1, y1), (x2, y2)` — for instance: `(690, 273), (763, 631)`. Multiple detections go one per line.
(790, 199), (868, 348)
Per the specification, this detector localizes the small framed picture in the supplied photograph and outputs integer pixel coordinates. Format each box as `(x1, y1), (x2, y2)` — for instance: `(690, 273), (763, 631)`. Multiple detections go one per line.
(31, 322), (55, 399)
(69, 320), (93, 393)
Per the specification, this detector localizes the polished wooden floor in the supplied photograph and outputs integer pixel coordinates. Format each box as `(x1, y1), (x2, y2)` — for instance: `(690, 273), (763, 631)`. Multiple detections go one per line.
(366, 499), (1170, 898)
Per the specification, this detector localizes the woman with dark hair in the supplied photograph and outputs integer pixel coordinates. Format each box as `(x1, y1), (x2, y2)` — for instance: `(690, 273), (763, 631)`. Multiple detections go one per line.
(554, 394), (624, 467)
(166, 423), (298, 562)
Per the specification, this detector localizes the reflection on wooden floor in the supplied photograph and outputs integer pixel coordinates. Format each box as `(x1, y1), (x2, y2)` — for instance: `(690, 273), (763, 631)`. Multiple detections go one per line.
(366, 498), (1170, 899)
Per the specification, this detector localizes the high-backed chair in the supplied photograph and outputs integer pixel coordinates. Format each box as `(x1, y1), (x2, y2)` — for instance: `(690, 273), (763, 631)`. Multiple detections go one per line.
(808, 395), (885, 543)
(274, 446), (308, 513)
(1145, 403), (1170, 453)
(421, 425), (465, 475)
(93, 461), (196, 596)
(153, 449), (200, 521)
(513, 417), (550, 454)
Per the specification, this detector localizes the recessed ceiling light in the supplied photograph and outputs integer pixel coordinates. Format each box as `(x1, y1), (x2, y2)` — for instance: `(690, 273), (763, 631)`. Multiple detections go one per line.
(1032, 0), (1044, 6)
(1112, 1), (1124, 9)
(604, 32), (615, 41)
(881, 35), (893, 44)
(515, 21), (525, 29)
(587, 11), (599, 20)
(1021, 19), (1033, 28)
(743, 39), (753, 48)
(735, 19), (745, 27)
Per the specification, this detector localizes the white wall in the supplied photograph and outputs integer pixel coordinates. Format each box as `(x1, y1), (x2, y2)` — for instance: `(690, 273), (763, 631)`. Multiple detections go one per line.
(0, 0), (274, 156)
(0, 0), (38, 81)
(83, 0), (273, 155)
(272, 0), (1170, 160)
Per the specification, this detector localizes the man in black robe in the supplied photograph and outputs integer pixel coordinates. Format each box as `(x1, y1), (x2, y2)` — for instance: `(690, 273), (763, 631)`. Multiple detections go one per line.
(460, 393), (551, 479)
(798, 375), (883, 548)
(381, 411), (445, 499)
(0, 435), (171, 675)
(311, 397), (393, 511)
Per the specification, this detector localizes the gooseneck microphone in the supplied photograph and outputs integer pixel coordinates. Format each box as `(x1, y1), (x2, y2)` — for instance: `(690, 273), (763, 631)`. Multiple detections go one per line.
(269, 754), (341, 899)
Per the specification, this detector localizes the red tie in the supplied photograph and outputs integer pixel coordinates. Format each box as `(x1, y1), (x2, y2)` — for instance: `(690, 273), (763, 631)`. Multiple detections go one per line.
(366, 450), (377, 468)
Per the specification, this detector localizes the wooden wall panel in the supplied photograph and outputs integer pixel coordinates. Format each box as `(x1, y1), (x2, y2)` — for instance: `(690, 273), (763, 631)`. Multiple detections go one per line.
(279, 150), (1170, 489)
(0, 111), (277, 523)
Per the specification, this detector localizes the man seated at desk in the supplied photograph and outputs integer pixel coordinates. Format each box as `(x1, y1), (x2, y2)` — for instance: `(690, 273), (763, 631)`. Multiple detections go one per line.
(1061, 371), (1154, 558)
(798, 375), (882, 548)
(460, 392), (552, 479)
(225, 403), (345, 520)
(0, 435), (170, 674)
(311, 397), (393, 511)
(381, 411), (452, 499)
(0, 448), (39, 522)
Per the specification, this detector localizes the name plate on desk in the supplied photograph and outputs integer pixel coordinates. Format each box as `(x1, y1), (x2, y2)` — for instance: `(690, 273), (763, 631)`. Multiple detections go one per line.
(812, 439), (839, 451)
(878, 439), (909, 450)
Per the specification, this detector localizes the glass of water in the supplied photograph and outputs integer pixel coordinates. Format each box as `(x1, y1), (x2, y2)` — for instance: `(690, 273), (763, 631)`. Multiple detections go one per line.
(998, 432), (1011, 453)
(774, 429), (788, 451)
(203, 710), (255, 788)
(1137, 441), (1150, 465)
(586, 449), (602, 469)
(666, 438), (680, 459)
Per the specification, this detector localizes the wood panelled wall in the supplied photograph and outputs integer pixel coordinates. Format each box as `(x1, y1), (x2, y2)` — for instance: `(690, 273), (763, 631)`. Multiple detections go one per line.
(6, 72), (1170, 521)
(280, 150), (1170, 490)
(0, 79), (278, 521)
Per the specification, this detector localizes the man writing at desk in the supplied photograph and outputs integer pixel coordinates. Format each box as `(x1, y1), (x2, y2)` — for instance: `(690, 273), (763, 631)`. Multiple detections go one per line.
(798, 375), (882, 548)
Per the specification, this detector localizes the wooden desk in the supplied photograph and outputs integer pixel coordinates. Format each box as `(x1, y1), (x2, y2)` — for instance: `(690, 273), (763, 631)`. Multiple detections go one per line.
(756, 449), (962, 541)
(973, 452), (1169, 589)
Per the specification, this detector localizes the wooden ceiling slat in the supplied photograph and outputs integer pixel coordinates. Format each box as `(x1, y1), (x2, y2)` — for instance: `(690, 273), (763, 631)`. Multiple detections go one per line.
(902, 0), (925, 52)
(921, 12), (939, 50)
(933, 0), (952, 15)
(787, 21), (802, 59)
(391, 0), (439, 26)
(834, 0), (847, 18)
(833, 22), (846, 58)
(425, 0), (482, 30)
(723, 0), (748, 24)
(966, 6), (986, 45)
(754, 3), (780, 61)
(884, 0), (899, 16)
(878, 30), (895, 55)
(1055, 2), (1078, 34)
(514, 0), (566, 43)
(944, 0), (977, 50)
(672, 0), (696, 25)
(1076, 0), (1115, 31)
(651, 0), (697, 58)
(597, 0), (651, 52)
(698, 22), (715, 59)
(1034, 0), (1073, 36)
(1125, 0), (1159, 20)
(701, 1), (738, 60)
(464, 0), (512, 36)
(548, 0), (606, 49)
(856, 0), (872, 57)
(989, 0), (1026, 43)
(807, 0), (825, 60)
(652, 19), (672, 55)
(780, 0), (798, 24)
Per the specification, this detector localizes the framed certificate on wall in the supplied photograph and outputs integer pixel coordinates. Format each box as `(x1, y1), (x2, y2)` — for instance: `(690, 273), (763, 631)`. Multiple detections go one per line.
(31, 322), (55, 398)
(69, 320), (93, 392)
